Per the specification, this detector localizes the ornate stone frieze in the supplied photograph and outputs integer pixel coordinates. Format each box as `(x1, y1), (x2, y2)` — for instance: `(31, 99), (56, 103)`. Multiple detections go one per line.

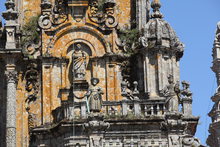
(121, 80), (139, 100)
(182, 135), (203, 147)
(2, 0), (18, 22)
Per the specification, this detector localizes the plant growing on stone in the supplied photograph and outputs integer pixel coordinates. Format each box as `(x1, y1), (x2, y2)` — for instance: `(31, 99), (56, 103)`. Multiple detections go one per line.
(98, 0), (106, 11)
(21, 15), (40, 47)
(118, 28), (140, 55)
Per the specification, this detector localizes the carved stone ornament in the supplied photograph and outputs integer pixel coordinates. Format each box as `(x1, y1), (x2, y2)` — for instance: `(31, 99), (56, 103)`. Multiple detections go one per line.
(170, 136), (180, 146)
(88, 0), (118, 29)
(182, 136), (202, 147)
(38, 0), (67, 30)
(139, 0), (184, 60)
(52, 0), (67, 25)
(5, 70), (17, 83)
(215, 21), (220, 43)
(25, 63), (39, 104)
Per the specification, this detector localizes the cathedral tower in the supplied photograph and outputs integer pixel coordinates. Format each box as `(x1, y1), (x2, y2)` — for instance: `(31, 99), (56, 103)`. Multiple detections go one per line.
(207, 22), (220, 147)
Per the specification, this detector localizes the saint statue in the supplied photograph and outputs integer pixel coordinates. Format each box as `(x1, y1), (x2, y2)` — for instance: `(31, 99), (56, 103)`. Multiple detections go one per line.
(72, 43), (89, 80)
(87, 78), (104, 113)
(162, 75), (181, 112)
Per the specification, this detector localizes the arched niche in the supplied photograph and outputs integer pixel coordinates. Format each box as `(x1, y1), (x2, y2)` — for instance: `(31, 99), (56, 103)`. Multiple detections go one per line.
(66, 42), (92, 84)
(48, 26), (109, 58)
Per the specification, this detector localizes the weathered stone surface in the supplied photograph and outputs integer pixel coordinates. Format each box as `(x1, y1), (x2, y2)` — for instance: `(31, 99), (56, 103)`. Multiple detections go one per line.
(0, 0), (204, 146)
(207, 22), (220, 147)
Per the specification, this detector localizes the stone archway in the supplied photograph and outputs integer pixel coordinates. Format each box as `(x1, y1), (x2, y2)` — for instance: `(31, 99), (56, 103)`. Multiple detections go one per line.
(47, 26), (110, 58)
(66, 42), (92, 85)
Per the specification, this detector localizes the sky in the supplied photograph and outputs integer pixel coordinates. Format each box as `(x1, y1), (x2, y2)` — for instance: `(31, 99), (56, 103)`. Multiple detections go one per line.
(160, 0), (220, 145)
(0, 0), (220, 145)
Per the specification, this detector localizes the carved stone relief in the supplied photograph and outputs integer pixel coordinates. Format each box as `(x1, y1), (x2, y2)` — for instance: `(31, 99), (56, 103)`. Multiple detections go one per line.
(88, 0), (118, 29)
(38, 0), (67, 30)
(24, 63), (39, 105)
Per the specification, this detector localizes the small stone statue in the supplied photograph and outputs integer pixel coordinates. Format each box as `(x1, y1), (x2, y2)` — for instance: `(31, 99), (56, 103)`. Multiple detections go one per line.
(121, 79), (139, 100)
(215, 21), (220, 43)
(87, 78), (104, 113)
(162, 75), (181, 112)
(72, 43), (89, 80)
(181, 81), (192, 99)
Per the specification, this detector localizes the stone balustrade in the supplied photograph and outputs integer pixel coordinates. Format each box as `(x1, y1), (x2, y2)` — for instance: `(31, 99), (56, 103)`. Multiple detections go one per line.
(52, 99), (169, 123)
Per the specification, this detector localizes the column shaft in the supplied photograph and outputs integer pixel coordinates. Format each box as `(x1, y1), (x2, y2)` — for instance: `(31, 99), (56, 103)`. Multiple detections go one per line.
(5, 70), (17, 147)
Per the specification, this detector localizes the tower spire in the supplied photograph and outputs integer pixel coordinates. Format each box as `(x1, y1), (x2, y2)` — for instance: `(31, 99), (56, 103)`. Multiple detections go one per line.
(151, 0), (163, 18)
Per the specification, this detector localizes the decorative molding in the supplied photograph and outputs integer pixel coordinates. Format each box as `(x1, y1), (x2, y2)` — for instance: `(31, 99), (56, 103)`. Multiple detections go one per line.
(5, 70), (17, 83)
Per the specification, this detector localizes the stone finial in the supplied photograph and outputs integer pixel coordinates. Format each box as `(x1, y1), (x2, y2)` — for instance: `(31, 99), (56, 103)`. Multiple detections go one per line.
(2, 0), (18, 24)
(151, 0), (163, 18)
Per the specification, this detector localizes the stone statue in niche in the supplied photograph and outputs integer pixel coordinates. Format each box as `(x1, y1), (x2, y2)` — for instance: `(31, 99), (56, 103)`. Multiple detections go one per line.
(162, 75), (181, 112)
(72, 43), (89, 80)
(87, 78), (104, 113)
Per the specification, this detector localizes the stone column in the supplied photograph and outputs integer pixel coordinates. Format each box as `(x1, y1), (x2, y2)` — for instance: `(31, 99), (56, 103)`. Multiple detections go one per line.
(5, 67), (17, 147)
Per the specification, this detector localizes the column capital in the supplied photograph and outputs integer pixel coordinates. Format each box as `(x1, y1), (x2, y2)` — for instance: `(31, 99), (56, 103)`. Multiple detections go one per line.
(5, 70), (17, 83)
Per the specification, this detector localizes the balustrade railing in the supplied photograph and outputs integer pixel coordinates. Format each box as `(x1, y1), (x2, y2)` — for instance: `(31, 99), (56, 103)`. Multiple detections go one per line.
(52, 99), (167, 123)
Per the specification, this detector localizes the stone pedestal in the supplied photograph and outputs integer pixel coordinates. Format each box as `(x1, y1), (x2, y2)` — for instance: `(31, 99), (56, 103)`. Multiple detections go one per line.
(84, 114), (110, 147)
(182, 98), (192, 116)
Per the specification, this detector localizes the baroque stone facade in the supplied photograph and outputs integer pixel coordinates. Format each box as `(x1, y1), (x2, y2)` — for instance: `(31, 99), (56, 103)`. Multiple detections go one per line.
(0, 0), (204, 147)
